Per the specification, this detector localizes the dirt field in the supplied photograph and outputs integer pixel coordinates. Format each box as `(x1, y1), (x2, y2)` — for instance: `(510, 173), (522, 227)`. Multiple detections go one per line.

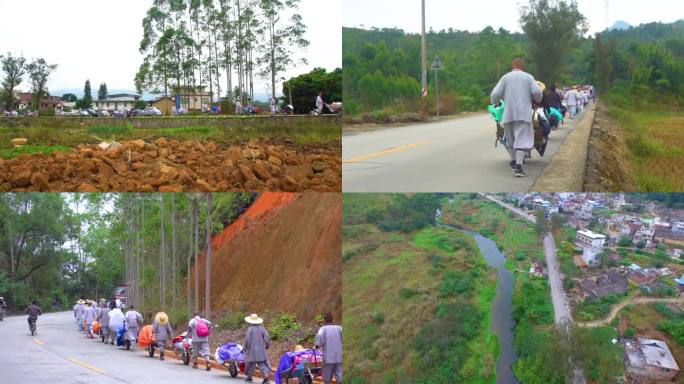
(0, 138), (341, 192)
(193, 192), (341, 323)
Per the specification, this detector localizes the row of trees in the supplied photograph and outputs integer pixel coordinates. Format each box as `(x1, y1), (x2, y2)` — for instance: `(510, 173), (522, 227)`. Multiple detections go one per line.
(0, 52), (58, 112)
(343, 0), (684, 115)
(0, 193), (256, 325)
(135, 0), (309, 105)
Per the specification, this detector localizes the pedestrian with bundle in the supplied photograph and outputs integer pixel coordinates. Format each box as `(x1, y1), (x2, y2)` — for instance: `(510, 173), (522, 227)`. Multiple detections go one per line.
(188, 312), (213, 371)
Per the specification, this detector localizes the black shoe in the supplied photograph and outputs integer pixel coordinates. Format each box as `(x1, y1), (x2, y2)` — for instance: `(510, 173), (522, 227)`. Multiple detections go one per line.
(245, 379), (253, 383)
(509, 160), (516, 171)
(261, 379), (271, 384)
(206, 362), (211, 371)
(514, 165), (526, 177)
(193, 363), (198, 369)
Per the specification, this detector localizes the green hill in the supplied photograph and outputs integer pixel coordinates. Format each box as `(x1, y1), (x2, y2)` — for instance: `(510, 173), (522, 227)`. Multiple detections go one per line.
(343, 20), (684, 115)
(343, 194), (498, 384)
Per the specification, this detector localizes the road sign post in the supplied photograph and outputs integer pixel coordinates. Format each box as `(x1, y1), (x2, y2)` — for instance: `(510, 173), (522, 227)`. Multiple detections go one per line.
(431, 56), (443, 117)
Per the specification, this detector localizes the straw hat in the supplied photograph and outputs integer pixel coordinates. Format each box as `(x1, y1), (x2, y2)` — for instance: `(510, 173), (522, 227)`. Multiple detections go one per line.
(155, 312), (169, 326)
(294, 345), (305, 352)
(245, 313), (264, 325)
(536, 81), (546, 92)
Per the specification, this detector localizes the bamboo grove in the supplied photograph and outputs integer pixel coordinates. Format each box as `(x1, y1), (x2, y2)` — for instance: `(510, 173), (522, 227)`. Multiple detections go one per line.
(135, 0), (309, 104)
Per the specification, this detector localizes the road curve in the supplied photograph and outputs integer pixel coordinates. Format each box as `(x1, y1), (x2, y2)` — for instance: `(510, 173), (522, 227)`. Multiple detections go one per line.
(0, 311), (245, 384)
(343, 109), (589, 192)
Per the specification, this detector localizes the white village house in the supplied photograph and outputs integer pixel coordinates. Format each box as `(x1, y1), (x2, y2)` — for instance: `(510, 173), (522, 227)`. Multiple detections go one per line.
(92, 94), (141, 111)
(576, 229), (606, 266)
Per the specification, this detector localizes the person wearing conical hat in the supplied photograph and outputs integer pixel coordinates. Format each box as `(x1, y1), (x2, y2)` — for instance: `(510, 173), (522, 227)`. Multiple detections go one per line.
(152, 312), (173, 361)
(490, 58), (543, 178)
(74, 298), (86, 332)
(244, 313), (272, 384)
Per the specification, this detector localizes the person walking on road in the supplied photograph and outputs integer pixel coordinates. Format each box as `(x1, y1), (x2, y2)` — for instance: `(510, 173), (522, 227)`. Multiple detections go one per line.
(97, 301), (110, 342)
(541, 84), (563, 130)
(124, 305), (143, 350)
(490, 58), (543, 177)
(84, 301), (97, 339)
(315, 92), (325, 115)
(0, 296), (6, 321)
(26, 301), (42, 334)
(244, 313), (272, 384)
(107, 304), (125, 345)
(315, 312), (343, 384)
(74, 299), (85, 332)
(188, 312), (213, 371)
(152, 312), (173, 361)
(565, 86), (579, 119)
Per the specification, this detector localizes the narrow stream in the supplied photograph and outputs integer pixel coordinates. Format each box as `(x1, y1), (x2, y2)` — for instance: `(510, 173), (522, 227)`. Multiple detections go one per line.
(439, 216), (519, 384)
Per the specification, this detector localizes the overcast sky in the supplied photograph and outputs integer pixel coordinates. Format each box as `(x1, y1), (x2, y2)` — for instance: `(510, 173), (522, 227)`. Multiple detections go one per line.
(0, 0), (341, 98)
(344, 0), (684, 35)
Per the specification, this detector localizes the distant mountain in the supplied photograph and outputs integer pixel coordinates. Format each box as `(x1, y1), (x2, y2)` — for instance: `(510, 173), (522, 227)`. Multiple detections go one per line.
(609, 20), (632, 31)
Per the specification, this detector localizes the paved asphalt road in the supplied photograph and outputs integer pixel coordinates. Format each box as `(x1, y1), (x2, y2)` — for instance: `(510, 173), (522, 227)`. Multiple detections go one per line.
(343, 109), (589, 192)
(0, 311), (245, 384)
(543, 234), (573, 326)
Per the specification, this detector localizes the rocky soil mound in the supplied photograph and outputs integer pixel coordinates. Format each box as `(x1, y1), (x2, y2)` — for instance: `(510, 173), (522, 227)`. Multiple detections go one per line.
(0, 138), (340, 192)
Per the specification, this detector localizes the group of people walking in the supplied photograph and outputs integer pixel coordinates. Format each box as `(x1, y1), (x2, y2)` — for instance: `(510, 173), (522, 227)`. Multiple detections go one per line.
(71, 297), (342, 384)
(490, 58), (595, 178)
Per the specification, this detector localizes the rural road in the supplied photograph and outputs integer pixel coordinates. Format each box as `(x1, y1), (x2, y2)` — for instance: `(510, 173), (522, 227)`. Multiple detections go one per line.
(481, 195), (572, 325)
(579, 297), (684, 328)
(343, 109), (589, 192)
(485, 195), (585, 383)
(0, 311), (244, 384)
(543, 234), (573, 326)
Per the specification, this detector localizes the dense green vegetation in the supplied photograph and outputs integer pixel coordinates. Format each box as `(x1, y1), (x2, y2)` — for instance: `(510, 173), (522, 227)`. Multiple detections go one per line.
(343, 5), (684, 116)
(283, 67), (342, 114)
(343, 194), (497, 383)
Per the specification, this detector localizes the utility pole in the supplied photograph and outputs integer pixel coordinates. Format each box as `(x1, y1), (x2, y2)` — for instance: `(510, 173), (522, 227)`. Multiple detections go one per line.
(421, 0), (427, 99)
(432, 56), (443, 117)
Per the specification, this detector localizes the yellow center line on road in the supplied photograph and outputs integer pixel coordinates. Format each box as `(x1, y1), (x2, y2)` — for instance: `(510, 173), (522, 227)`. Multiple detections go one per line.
(343, 140), (429, 163)
(33, 338), (43, 345)
(68, 357), (107, 375)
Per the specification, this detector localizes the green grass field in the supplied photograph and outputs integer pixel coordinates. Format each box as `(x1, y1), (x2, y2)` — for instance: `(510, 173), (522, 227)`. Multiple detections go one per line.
(0, 120), (340, 156)
(343, 194), (498, 384)
(0, 144), (72, 159)
(603, 101), (684, 191)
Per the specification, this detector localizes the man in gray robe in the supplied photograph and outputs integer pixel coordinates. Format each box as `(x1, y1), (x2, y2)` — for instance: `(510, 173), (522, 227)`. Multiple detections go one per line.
(188, 312), (212, 371)
(491, 58), (543, 177)
(97, 301), (110, 342)
(83, 301), (96, 339)
(124, 305), (142, 349)
(315, 312), (343, 384)
(153, 312), (173, 361)
(244, 313), (271, 384)
(75, 298), (86, 331)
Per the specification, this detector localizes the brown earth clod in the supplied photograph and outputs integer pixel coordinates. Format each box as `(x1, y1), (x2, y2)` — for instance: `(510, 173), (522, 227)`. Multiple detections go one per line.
(0, 138), (341, 192)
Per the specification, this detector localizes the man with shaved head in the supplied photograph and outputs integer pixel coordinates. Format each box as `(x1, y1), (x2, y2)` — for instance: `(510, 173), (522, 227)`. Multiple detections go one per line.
(491, 58), (543, 177)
